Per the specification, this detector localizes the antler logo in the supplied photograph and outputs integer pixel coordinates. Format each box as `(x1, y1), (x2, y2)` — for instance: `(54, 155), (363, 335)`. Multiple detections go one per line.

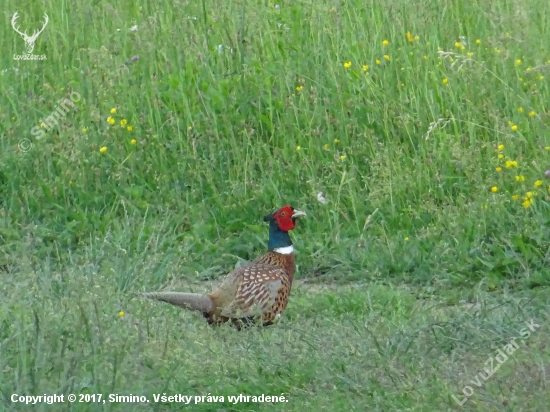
(12, 11), (49, 55)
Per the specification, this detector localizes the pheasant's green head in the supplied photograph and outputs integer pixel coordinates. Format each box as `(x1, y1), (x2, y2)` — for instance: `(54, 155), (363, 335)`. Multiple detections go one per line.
(263, 205), (306, 251)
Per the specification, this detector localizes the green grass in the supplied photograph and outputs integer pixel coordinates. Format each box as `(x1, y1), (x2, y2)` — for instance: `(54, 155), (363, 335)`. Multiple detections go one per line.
(1, 0), (550, 410)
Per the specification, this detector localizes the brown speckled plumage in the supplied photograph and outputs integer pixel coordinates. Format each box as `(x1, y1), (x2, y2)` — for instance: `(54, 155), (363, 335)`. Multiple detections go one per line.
(141, 206), (305, 329)
(205, 252), (294, 328)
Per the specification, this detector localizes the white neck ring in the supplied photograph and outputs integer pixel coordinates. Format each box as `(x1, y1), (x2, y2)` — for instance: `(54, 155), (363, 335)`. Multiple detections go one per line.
(273, 245), (294, 255)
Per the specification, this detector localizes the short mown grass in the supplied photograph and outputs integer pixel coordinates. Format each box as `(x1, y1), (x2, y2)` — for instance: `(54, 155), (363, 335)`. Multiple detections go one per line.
(1, 0), (549, 410)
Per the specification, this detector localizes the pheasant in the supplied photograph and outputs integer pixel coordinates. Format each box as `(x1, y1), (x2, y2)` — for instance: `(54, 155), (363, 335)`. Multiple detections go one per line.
(141, 205), (306, 329)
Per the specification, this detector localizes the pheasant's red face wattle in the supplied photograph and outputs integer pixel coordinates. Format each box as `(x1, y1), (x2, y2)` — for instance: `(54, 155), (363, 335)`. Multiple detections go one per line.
(273, 206), (296, 232)
(272, 205), (308, 232)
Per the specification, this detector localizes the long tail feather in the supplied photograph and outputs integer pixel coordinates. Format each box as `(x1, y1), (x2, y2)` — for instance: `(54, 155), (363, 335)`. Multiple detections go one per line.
(141, 292), (213, 313)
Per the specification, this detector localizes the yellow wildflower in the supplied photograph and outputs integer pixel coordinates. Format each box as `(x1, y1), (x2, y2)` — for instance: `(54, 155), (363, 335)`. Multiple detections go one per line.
(406, 32), (413, 43)
(467, 52), (474, 57)
(515, 59), (521, 65)
(529, 111), (536, 117)
(526, 191), (534, 198)
(512, 195), (519, 200)
(118, 311), (125, 317)
(498, 144), (504, 150)
(382, 40), (389, 46)
(343, 61), (351, 68)
(442, 78), (448, 84)
(511, 125), (518, 131)
(454, 41), (461, 48)
(405, 237), (409, 241)
(495, 167), (502, 172)
(340, 155), (346, 160)
(498, 154), (504, 159)
(110, 108), (116, 114)
(362, 65), (369, 72)
(384, 55), (390, 61)
(296, 85), (303, 91)
(517, 107), (524, 113)
(515, 175), (525, 182)
(334, 139), (340, 143)
(522, 198), (533, 208)
(127, 126), (133, 131)
(131, 139), (137, 145)
(534, 180), (543, 188)
(545, 146), (550, 150)
(323, 144), (329, 150)
(82, 127), (87, 133)
(99, 146), (107, 153)
(475, 39), (481, 44)
(491, 186), (498, 193)
(120, 119), (128, 127)
(296, 146), (301, 151)
(375, 59), (381, 65)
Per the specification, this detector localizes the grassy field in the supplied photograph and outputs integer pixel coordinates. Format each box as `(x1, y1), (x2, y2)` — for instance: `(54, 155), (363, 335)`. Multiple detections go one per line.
(1, 0), (550, 410)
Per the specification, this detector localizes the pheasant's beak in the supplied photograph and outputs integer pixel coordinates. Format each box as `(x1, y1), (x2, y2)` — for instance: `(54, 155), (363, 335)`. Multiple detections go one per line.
(291, 209), (306, 219)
